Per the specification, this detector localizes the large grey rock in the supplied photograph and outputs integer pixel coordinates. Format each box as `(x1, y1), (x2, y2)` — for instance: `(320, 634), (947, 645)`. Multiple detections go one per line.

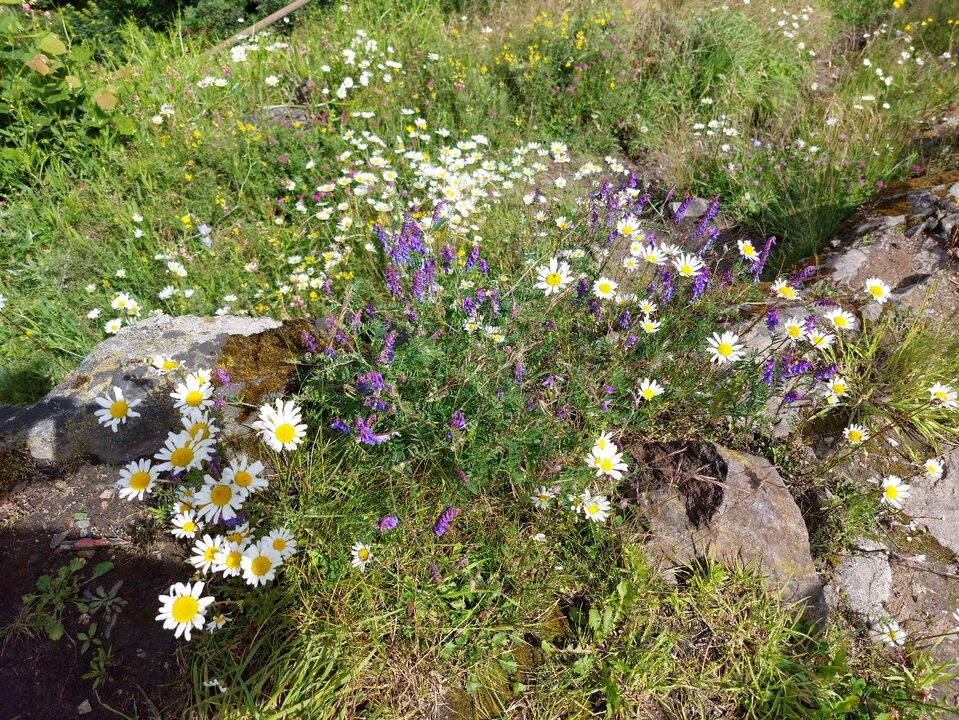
(0, 314), (294, 466)
(901, 445), (959, 555)
(819, 172), (959, 320)
(824, 538), (892, 623)
(631, 442), (826, 620)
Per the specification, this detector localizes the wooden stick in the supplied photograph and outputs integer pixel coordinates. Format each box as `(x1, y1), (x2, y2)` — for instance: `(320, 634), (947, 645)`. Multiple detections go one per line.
(211, 0), (313, 54)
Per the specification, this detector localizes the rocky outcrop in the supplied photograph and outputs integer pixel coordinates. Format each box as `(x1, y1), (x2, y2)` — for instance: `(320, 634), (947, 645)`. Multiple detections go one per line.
(0, 314), (303, 467)
(821, 172), (959, 320)
(629, 442), (826, 620)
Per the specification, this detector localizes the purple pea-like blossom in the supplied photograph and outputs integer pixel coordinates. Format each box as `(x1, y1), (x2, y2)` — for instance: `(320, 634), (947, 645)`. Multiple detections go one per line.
(673, 196), (692, 223)
(761, 357), (776, 386)
(302, 331), (318, 353)
(514, 363), (525, 384)
(464, 245), (480, 271)
(477, 258), (490, 274)
(448, 410), (466, 431)
(813, 364), (838, 382)
(428, 563), (442, 583)
(384, 264), (404, 298)
(790, 265), (817, 286)
(625, 333), (637, 349)
(331, 418), (352, 434)
(432, 506), (461, 537)
(375, 515), (398, 533)
(212, 368), (232, 388)
(440, 244), (455, 273)
(356, 370), (385, 395)
(377, 330), (396, 366)
(766, 308), (779, 331)
(691, 267), (710, 301)
(617, 310), (631, 330)
(751, 236), (777, 281)
(783, 390), (802, 404)
(355, 415), (390, 445)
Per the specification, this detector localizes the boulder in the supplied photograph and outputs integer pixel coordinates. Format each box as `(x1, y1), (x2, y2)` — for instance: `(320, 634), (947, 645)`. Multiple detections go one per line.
(901, 445), (959, 555)
(629, 442), (826, 620)
(0, 314), (305, 467)
(824, 537), (892, 623)
(820, 172), (959, 321)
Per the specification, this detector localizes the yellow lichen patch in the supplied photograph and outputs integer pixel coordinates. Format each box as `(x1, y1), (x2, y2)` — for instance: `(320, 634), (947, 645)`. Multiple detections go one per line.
(217, 319), (315, 417)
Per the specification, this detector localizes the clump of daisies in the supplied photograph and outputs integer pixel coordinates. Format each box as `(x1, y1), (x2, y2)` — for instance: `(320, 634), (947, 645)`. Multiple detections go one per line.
(100, 362), (305, 641)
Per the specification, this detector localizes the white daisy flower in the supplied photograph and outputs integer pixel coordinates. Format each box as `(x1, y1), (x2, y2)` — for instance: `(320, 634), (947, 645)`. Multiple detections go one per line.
(241, 540), (284, 586)
(706, 331), (744, 364)
(843, 423), (869, 445)
(212, 541), (247, 577)
(534, 257), (573, 296)
(593, 277), (618, 300)
(582, 494), (611, 523)
(252, 399), (308, 452)
(264, 528), (297, 559)
(194, 476), (244, 524)
(156, 581), (214, 641)
(153, 430), (214, 474)
(638, 378), (664, 400)
(93, 386), (142, 432)
(116, 458), (159, 501)
(170, 510), (203, 539)
(864, 277), (890, 304)
(222, 455), (268, 496)
(881, 475), (910, 510)
(170, 375), (213, 412)
(351, 542), (373, 571)
(190, 534), (226, 574)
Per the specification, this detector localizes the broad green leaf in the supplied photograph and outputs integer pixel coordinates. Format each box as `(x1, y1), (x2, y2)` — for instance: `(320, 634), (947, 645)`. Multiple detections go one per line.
(38, 34), (67, 56)
(113, 115), (136, 136)
(63, 75), (81, 90)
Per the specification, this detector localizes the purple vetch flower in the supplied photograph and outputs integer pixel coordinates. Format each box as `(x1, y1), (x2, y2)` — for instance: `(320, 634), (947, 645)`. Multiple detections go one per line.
(691, 267), (710, 301)
(751, 236), (777, 281)
(813, 364), (838, 382)
(625, 333), (637, 349)
(464, 245), (479, 271)
(790, 265), (817, 286)
(428, 563), (442, 583)
(813, 298), (840, 308)
(477, 258), (490, 274)
(514, 363), (525, 383)
(205, 447), (223, 479)
(782, 358), (813, 378)
(448, 410), (467, 431)
(212, 368), (232, 389)
(377, 330), (396, 365)
(673, 196), (692, 223)
(543, 320), (557, 331)
(355, 415), (391, 445)
(440, 244), (456, 273)
(575, 277), (589, 301)
(661, 270), (676, 304)
(663, 185), (676, 204)
(212, 396), (226, 409)
(803, 315), (818, 333)
(302, 331), (318, 353)
(761, 357), (776, 386)
(766, 308), (779, 331)
(411, 266), (426, 301)
(432, 506), (461, 537)
(384, 264), (404, 298)
(617, 309), (631, 330)
(356, 371), (385, 395)
(699, 226), (720, 253)
(694, 196), (720, 237)
(556, 404), (571, 418)
(783, 390), (802, 404)
(375, 515), (398, 533)
(331, 418), (351, 434)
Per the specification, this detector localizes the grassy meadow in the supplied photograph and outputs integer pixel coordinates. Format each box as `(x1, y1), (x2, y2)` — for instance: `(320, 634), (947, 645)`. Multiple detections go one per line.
(2, 0), (959, 717)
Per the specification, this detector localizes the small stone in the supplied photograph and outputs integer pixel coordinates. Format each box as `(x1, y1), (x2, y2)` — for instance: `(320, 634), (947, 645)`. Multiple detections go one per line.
(99, 489), (113, 499)
(77, 700), (92, 715)
(49, 529), (70, 549)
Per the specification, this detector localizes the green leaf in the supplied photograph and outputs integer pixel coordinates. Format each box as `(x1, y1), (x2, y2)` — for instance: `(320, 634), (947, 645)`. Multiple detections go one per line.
(90, 561), (113, 580)
(38, 34), (67, 56)
(113, 115), (136, 136)
(46, 618), (64, 641)
(93, 89), (117, 112)
(35, 575), (51, 591)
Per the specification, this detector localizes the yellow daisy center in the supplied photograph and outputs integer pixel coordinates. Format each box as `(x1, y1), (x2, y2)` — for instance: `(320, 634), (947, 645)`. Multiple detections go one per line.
(779, 287), (794, 299)
(209, 484), (232, 507)
(189, 422), (210, 440)
(129, 471), (151, 491)
(226, 551), (242, 569)
(622, 227), (633, 235)
(185, 390), (204, 407)
(742, 245), (754, 256)
(274, 423), (296, 444)
(234, 470), (252, 488)
(182, 521), (196, 533)
(598, 282), (611, 294)
(848, 430), (862, 442)
(680, 264), (692, 275)
(171, 595), (199, 624)
(272, 538), (287, 552)
(934, 391), (947, 402)
(587, 504), (599, 515)
(109, 400), (129, 419)
(545, 272), (561, 287)
(170, 446), (194, 468)
(600, 457), (613, 472)
(833, 383), (845, 395)
(869, 285), (884, 297)
(204, 546), (218, 561)
(788, 326), (800, 337)
(885, 485), (898, 499)
(358, 548), (370, 561)
(717, 343), (732, 357)
(643, 389), (654, 399)
(646, 254), (657, 263)
(834, 317), (847, 327)
(250, 555), (272, 576)
(162, 360), (179, 371)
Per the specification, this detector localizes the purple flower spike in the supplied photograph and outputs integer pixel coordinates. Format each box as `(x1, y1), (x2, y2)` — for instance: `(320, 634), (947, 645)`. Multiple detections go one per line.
(375, 515), (398, 533)
(432, 506), (461, 537)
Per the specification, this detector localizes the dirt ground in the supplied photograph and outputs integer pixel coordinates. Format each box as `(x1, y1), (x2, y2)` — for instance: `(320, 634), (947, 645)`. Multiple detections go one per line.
(0, 447), (184, 720)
